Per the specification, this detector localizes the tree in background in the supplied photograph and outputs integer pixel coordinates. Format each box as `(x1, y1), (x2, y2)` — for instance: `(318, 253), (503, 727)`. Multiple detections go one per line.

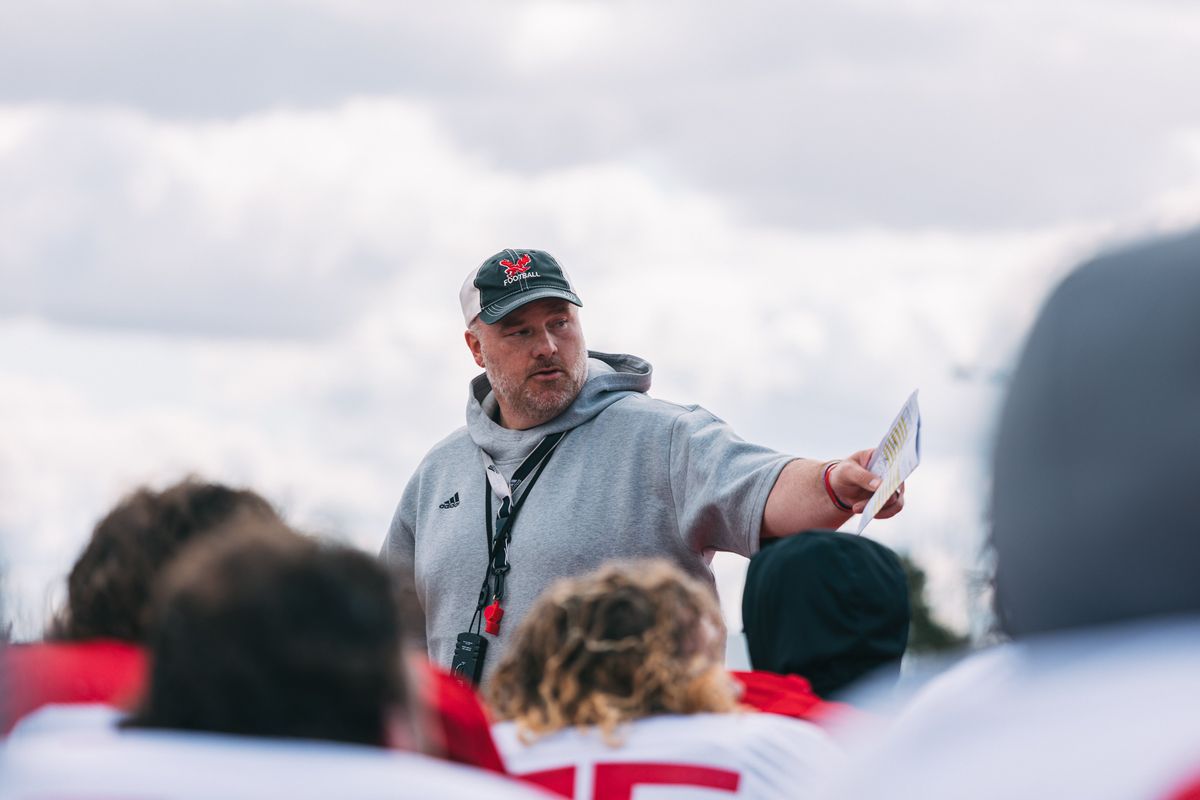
(900, 553), (969, 654)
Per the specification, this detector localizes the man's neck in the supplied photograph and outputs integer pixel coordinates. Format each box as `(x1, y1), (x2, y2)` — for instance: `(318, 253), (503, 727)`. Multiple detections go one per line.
(494, 405), (543, 431)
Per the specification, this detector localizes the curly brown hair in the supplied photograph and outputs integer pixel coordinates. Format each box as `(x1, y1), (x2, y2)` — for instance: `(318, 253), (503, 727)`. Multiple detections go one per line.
(487, 559), (737, 742)
(49, 478), (284, 642)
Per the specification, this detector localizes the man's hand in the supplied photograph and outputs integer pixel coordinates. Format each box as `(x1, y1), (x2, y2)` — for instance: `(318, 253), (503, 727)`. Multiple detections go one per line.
(761, 449), (906, 541)
(829, 448), (905, 518)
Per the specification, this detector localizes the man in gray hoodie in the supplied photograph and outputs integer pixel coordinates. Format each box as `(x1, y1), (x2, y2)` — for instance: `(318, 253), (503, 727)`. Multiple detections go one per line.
(382, 249), (905, 681)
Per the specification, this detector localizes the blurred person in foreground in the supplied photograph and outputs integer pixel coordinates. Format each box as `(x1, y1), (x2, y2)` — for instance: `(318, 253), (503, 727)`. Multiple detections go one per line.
(488, 559), (843, 799)
(0, 479), (505, 773)
(0, 529), (544, 800)
(735, 530), (910, 729)
(1, 479), (283, 732)
(383, 248), (905, 683)
(823, 228), (1200, 799)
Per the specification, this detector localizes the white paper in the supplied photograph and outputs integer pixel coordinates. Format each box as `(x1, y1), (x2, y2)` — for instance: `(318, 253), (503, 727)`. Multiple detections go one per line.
(856, 389), (921, 534)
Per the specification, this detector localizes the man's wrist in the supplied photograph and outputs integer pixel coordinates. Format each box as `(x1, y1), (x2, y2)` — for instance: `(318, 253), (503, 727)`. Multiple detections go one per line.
(822, 460), (853, 513)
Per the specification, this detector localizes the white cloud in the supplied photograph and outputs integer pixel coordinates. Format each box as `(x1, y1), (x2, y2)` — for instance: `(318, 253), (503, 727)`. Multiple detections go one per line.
(4, 0), (1200, 643)
(0, 109), (1125, 639)
(4, 2), (1200, 228)
(0, 100), (495, 336)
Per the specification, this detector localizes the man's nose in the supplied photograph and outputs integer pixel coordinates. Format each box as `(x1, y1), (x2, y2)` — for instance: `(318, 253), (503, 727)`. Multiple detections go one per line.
(530, 327), (559, 359)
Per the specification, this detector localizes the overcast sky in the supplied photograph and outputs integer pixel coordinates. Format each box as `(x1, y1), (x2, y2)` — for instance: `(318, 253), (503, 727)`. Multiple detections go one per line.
(2, 0), (1198, 638)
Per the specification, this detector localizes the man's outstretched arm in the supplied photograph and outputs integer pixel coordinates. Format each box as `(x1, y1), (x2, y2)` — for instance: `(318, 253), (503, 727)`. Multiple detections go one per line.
(761, 449), (905, 540)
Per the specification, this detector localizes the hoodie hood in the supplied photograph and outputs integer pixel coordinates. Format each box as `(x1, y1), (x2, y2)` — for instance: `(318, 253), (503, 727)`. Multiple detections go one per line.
(742, 530), (910, 698)
(466, 351), (652, 463)
(992, 227), (1200, 638)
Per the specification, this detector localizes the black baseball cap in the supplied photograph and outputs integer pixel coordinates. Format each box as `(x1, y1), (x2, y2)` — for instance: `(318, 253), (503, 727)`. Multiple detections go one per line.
(459, 249), (582, 325)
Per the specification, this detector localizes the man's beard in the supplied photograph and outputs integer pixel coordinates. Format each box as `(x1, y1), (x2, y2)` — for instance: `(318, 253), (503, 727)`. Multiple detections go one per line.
(486, 353), (587, 428)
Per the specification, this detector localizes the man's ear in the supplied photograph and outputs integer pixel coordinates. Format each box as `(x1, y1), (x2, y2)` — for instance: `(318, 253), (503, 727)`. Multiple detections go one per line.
(464, 328), (486, 369)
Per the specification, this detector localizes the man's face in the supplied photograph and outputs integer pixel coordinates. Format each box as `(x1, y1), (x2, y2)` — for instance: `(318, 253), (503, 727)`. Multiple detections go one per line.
(465, 298), (588, 430)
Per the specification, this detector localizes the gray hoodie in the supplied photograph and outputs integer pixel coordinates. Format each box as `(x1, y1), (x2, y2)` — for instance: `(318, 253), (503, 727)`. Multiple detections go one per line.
(384, 351), (793, 677)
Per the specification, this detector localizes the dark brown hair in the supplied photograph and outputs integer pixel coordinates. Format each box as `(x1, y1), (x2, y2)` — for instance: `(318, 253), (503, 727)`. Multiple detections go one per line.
(50, 478), (283, 642)
(126, 529), (410, 747)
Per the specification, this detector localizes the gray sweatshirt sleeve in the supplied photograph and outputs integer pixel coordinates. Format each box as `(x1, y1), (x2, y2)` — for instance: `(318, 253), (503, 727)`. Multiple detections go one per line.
(381, 483), (426, 643)
(382, 496), (415, 569)
(667, 407), (794, 558)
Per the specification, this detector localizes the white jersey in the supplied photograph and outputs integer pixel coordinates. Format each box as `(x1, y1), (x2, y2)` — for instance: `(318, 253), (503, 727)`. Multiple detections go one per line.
(494, 711), (844, 799)
(824, 618), (1200, 800)
(0, 705), (545, 800)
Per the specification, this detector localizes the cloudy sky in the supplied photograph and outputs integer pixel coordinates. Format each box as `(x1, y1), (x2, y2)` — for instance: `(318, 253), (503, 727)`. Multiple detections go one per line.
(2, 0), (1198, 638)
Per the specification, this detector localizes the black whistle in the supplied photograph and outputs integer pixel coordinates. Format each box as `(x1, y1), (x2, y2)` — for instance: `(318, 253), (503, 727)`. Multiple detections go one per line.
(451, 632), (488, 686)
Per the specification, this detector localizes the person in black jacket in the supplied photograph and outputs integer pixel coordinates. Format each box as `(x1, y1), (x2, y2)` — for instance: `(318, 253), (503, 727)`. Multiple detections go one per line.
(739, 530), (911, 711)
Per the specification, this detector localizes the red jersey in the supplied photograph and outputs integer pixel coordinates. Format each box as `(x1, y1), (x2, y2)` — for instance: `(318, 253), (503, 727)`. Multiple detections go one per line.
(2, 640), (146, 733)
(730, 670), (861, 730)
(3, 642), (505, 775)
(420, 663), (506, 773)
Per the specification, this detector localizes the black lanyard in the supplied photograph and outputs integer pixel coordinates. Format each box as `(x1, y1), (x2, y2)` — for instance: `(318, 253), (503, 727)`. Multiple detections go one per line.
(470, 431), (565, 636)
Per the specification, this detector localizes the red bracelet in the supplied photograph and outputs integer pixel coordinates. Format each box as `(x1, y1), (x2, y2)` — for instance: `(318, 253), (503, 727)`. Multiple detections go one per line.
(822, 461), (853, 512)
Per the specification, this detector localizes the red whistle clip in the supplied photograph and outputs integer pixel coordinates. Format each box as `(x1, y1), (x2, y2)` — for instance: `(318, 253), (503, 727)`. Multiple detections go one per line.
(484, 600), (504, 635)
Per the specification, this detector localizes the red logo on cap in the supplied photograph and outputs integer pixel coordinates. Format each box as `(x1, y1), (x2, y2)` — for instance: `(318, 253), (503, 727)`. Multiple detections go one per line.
(499, 254), (532, 279)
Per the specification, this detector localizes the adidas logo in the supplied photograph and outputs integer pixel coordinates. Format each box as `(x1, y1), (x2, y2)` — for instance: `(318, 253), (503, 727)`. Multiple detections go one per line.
(438, 492), (460, 510)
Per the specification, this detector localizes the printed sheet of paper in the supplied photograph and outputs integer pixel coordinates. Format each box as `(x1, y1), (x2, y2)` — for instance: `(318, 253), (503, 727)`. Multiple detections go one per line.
(856, 389), (921, 534)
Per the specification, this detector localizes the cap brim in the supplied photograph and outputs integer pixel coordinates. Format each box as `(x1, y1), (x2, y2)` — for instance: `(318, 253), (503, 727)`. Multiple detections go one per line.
(479, 288), (583, 324)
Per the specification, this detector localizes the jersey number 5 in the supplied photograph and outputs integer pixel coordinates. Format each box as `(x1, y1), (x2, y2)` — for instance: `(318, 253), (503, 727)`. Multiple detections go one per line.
(522, 762), (741, 799)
